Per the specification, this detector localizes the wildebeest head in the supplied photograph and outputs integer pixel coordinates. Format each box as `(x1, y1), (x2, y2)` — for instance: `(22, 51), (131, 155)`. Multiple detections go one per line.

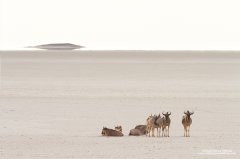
(147, 114), (154, 121)
(162, 111), (171, 118)
(101, 127), (108, 136)
(115, 125), (122, 132)
(184, 110), (194, 117)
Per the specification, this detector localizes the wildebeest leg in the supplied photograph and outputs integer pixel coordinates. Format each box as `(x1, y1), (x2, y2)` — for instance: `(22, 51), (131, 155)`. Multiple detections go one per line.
(147, 127), (149, 137)
(166, 126), (168, 137)
(167, 126), (170, 137)
(147, 126), (150, 137)
(156, 127), (158, 137)
(149, 127), (152, 137)
(149, 126), (151, 137)
(188, 126), (190, 137)
(187, 126), (190, 137)
(158, 127), (161, 137)
(164, 127), (166, 137)
(151, 127), (155, 137)
(184, 126), (187, 137)
(147, 128), (150, 137)
(162, 127), (165, 137)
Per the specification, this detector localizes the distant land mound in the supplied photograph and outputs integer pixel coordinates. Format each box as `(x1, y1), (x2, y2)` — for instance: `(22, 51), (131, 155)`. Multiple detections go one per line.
(27, 43), (84, 50)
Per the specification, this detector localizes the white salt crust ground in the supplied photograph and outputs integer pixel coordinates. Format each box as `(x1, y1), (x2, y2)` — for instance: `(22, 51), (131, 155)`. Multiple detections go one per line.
(0, 51), (239, 159)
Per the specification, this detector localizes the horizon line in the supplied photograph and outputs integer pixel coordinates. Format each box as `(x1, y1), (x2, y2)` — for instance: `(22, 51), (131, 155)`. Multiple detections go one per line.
(1, 49), (240, 52)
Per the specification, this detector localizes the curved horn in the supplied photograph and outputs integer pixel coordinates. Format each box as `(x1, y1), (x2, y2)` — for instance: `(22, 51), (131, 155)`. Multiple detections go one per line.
(191, 111), (194, 115)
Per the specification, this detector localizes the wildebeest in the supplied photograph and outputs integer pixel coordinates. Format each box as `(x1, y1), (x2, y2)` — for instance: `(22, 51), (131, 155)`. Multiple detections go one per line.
(146, 114), (163, 137)
(129, 125), (147, 136)
(154, 114), (164, 137)
(182, 110), (194, 137)
(146, 114), (157, 137)
(162, 112), (171, 137)
(101, 127), (124, 137)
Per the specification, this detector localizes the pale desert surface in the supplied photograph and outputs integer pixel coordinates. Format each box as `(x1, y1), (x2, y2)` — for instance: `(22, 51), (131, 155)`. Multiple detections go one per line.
(0, 51), (240, 159)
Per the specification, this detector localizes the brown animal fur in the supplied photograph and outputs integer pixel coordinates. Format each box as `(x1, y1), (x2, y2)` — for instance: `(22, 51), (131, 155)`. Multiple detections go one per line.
(182, 110), (194, 137)
(129, 129), (144, 136)
(162, 112), (171, 137)
(146, 114), (160, 137)
(101, 127), (124, 137)
(129, 125), (147, 136)
(135, 125), (147, 135)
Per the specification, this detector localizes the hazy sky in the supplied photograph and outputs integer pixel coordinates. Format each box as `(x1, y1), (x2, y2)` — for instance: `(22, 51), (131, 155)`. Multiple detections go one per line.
(0, 0), (240, 50)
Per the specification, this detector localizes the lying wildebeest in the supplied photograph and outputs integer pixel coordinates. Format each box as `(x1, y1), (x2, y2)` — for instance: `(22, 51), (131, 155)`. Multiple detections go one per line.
(101, 127), (124, 137)
(129, 125), (147, 136)
(182, 110), (194, 137)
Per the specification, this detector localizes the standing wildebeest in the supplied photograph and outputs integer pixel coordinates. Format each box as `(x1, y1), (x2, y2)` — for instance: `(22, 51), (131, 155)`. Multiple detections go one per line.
(101, 127), (124, 137)
(146, 114), (158, 137)
(182, 110), (194, 137)
(146, 114), (153, 136)
(146, 114), (163, 137)
(154, 114), (164, 137)
(129, 125), (147, 136)
(162, 112), (171, 137)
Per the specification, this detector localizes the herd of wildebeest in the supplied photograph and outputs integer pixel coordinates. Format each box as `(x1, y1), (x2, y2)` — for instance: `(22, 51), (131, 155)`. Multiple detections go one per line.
(102, 110), (194, 137)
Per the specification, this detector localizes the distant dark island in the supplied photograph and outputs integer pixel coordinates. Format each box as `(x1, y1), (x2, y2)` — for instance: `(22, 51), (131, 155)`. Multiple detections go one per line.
(27, 43), (84, 50)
